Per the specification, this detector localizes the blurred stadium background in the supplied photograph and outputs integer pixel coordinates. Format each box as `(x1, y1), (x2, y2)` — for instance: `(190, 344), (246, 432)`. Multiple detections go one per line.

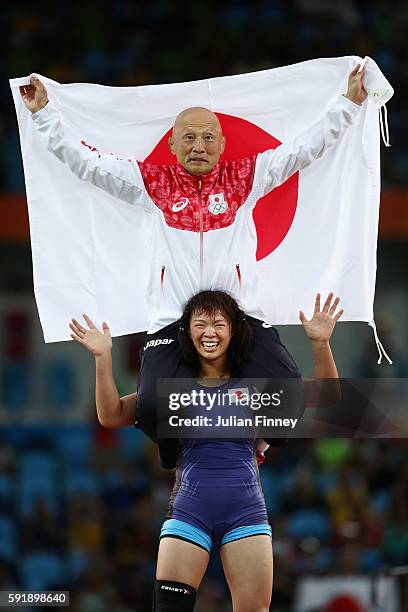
(0, 1), (407, 610)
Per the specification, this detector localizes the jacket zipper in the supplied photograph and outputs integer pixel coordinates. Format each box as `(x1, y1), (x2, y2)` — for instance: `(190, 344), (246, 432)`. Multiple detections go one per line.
(198, 179), (203, 289)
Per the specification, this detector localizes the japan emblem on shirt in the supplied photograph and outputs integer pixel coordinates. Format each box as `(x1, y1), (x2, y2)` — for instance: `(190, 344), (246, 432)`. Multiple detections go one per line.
(208, 193), (228, 215)
(228, 388), (250, 403)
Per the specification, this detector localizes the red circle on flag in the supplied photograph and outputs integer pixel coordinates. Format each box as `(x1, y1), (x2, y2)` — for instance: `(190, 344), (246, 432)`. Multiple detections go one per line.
(144, 114), (298, 261)
(326, 595), (363, 612)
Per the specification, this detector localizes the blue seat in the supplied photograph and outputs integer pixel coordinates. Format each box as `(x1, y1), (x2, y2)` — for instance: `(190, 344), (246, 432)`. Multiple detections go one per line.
(67, 550), (89, 580)
(0, 474), (15, 507)
(19, 452), (57, 482)
(0, 513), (17, 562)
(20, 551), (65, 590)
(117, 427), (149, 461)
(314, 547), (333, 572)
(43, 359), (76, 409)
(56, 427), (93, 466)
(372, 489), (392, 514)
(63, 469), (99, 497)
(1, 361), (30, 409)
(316, 471), (338, 495)
(0, 426), (59, 449)
(17, 475), (58, 517)
(287, 509), (330, 541)
(361, 548), (384, 571)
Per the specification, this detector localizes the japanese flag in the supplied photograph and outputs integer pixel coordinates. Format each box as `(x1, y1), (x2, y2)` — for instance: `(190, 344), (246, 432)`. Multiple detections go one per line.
(9, 56), (393, 342)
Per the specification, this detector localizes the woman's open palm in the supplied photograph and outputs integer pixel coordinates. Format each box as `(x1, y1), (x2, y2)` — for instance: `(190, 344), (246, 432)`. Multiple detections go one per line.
(69, 314), (112, 356)
(300, 293), (343, 342)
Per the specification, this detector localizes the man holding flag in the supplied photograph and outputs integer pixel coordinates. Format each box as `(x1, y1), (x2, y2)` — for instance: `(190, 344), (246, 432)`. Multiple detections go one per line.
(20, 66), (367, 465)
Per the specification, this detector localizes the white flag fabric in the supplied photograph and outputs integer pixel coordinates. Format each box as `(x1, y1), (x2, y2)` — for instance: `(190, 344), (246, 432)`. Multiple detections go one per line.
(10, 55), (393, 343)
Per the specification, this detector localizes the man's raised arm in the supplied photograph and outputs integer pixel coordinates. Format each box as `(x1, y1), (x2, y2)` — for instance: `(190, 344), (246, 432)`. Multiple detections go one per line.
(20, 75), (146, 206)
(255, 65), (367, 197)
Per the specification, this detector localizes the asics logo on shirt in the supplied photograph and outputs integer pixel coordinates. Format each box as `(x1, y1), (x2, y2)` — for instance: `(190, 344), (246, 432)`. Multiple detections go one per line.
(262, 322), (273, 328)
(208, 193), (228, 215)
(171, 198), (189, 212)
(144, 338), (175, 349)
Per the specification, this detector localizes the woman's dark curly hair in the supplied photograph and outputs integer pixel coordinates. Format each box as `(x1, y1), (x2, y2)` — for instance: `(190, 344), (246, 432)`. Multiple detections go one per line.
(178, 290), (253, 377)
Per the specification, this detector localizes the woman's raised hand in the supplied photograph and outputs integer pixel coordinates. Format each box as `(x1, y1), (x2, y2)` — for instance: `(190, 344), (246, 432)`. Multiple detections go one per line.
(299, 293), (343, 343)
(19, 75), (49, 114)
(69, 314), (112, 357)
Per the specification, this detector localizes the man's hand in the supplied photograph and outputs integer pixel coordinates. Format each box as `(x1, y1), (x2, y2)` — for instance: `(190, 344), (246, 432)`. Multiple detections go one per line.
(69, 314), (112, 357)
(19, 74), (49, 114)
(299, 293), (343, 344)
(345, 65), (368, 106)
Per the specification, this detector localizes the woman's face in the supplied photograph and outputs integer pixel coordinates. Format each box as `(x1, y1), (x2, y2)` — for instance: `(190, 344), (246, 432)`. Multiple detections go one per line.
(189, 309), (232, 363)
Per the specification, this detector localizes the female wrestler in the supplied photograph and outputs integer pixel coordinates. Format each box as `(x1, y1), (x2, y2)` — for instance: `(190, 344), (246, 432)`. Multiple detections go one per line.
(69, 291), (342, 611)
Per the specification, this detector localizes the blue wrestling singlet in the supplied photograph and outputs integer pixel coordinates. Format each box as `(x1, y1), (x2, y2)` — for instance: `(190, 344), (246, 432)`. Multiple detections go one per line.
(159, 382), (272, 552)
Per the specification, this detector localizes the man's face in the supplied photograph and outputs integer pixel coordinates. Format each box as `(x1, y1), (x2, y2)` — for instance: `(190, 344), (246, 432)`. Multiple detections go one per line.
(169, 108), (225, 176)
